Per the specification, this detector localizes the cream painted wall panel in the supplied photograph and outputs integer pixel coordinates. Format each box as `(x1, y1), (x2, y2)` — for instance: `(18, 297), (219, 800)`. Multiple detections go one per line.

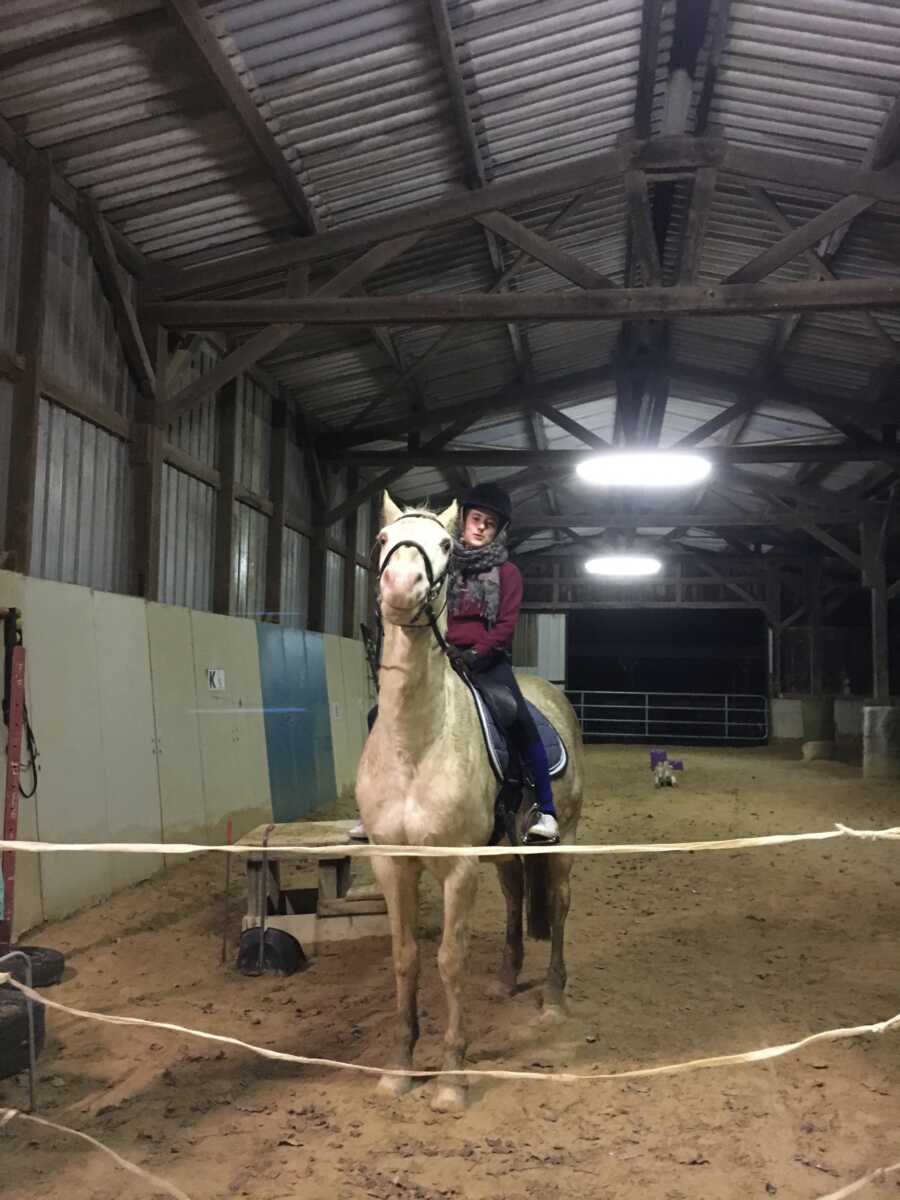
(324, 634), (353, 797)
(0, 572), (44, 936)
(146, 603), (208, 844)
(23, 577), (113, 919)
(91, 591), (163, 892)
(190, 611), (271, 841)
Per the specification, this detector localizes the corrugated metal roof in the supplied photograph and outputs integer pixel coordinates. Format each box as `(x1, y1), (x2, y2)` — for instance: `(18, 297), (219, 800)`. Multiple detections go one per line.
(1, 0), (899, 529)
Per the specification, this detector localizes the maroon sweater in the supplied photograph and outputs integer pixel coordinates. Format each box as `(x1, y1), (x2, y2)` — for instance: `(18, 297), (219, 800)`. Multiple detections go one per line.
(447, 560), (523, 655)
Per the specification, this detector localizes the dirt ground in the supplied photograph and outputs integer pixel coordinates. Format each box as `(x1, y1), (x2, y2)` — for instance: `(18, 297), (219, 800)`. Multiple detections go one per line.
(2, 742), (900, 1200)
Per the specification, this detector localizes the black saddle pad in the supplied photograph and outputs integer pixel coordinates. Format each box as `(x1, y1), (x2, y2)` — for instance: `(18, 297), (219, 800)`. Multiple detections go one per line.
(463, 676), (568, 783)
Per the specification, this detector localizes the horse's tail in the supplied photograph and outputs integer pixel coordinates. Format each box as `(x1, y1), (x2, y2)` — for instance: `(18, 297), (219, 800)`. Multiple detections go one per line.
(524, 854), (552, 941)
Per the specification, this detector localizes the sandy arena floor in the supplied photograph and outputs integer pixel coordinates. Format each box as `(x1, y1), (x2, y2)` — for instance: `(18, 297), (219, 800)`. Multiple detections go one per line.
(2, 743), (900, 1200)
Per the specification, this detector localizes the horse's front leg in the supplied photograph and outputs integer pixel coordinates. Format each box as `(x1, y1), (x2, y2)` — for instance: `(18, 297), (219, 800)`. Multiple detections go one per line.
(432, 857), (479, 1113)
(372, 855), (422, 1097)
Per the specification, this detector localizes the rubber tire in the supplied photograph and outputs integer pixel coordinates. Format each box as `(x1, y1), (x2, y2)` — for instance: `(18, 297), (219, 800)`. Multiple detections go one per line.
(2, 947), (66, 989)
(0, 991), (45, 1081)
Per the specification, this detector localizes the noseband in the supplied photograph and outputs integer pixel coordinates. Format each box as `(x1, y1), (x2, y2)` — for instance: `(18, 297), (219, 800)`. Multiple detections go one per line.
(374, 513), (452, 658)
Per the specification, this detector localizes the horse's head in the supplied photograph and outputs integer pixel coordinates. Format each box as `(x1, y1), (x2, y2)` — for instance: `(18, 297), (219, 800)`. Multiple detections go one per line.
(376, 491), (458, 624)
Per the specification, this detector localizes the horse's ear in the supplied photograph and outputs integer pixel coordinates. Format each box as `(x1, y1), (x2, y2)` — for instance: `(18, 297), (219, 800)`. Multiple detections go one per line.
(436, 500), (459, 533)
(382, 491), (403, 525)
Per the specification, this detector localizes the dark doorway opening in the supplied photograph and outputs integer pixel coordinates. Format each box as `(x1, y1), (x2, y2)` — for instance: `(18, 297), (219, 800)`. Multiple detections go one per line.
(566, 609), (768, 745)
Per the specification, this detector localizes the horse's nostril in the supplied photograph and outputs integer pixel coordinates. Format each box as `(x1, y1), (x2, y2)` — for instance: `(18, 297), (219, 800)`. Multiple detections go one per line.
(414, 572), (424, 585)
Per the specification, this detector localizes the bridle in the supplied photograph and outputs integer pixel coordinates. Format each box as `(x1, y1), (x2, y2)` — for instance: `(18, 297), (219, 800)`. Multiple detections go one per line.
(374, 512), (453, 660)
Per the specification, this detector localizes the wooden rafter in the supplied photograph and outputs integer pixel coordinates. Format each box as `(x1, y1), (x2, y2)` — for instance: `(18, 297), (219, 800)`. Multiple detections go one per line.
(144, 277), (900, 327)
(161, 0), (318, 233)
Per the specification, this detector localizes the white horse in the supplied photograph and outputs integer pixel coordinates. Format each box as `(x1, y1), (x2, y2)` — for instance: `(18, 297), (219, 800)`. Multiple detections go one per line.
(355, 494), (584, 1112)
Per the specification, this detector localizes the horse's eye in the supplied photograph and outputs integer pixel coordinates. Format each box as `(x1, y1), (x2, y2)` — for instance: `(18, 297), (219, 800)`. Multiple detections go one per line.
(440, 538), (451, 553)
(377, 532), (388, 546)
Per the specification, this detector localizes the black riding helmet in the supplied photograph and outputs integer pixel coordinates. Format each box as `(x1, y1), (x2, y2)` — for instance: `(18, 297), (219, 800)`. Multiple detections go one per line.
(460, 482), (512, 531)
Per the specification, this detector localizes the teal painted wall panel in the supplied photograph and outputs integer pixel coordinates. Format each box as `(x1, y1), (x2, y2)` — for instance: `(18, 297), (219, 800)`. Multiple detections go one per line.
(257, 625), (336, 820)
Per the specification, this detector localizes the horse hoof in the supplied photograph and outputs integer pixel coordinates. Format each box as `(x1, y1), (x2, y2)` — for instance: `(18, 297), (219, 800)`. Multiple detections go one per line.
(538, 1003), (567, 1026)
(431, 1084), (467, 1114)
(377, 1073), (414, 1100)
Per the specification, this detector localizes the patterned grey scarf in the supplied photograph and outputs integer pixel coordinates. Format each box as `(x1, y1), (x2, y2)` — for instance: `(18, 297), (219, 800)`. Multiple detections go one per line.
(448, 532), (509, 626)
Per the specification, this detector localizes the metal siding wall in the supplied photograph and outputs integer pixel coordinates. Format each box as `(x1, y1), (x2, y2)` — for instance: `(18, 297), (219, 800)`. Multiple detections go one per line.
(284, 436), (311, 519)
(0, 157), (23, 353)
(328, 469), (347, 545)
(235, 374), (272, 494)
(166, 340), (218, 466)
(31, 399), (128, 592)
(324, 549), (344, 635)
(537, 614), (567, 685)
(353, 564), (369, 637)
(159, 464), (215, 611)
(0, 379), (12, 549)
(281, 526), (309, 628)
(230, 500), (268, 618)
(41, 204), (136, 418)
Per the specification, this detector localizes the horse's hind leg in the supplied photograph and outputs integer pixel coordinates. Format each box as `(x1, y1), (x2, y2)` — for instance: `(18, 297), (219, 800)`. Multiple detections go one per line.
(372, 856), (422, 1098)
(432, 858), (479, 1113)
(489, 858), (523, 998)
(541, 855), (573, 1023)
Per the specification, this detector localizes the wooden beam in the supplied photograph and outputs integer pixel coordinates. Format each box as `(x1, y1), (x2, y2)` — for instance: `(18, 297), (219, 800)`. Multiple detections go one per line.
(329, 444), (900, 469)
(145, 277), (900, 327)
(341, 470), (360, 639)
(39, 370), (132, 441)
(530, 398), (610, 450)
(678, 167), (717, 284)
(725, 193), (876, 284)
(212, 379), (238, 613)
(131, 325), (165, 599)
(7, 156), (51, 574)
(163, 233), (421, 422)
(0, 351), (24, 381)
(161, 0), (318, 232)
(329, 365), (617, 450)
(85, 201), (156, 400)
(796, 520), (862, 570)
(861, 520), (890, 702)
(324, 412), (479, 526)
(747, 185), (900, 360)
(694, 0), (732, 134)
(265, 393), (288, 622)
(624, 171), (662, 286)
(635, 0), (664, 139)
(148, 136), (900, 297)
(673, 395), (758, 447)
(162, 441), (221, 489)
(475, 211), (617, 289)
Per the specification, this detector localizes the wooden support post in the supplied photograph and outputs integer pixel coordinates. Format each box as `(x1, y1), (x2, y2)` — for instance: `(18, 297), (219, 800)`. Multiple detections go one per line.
(342, 470), (359, 640)
(264, 392), (289, 622)
(861, 520), (890, 703)
(131, 323), (165, 598)
(766, 566), (782, 698)
(7, 155), (51, 573)
(213, 379), (238, 615)
(808, 560), (824, 695)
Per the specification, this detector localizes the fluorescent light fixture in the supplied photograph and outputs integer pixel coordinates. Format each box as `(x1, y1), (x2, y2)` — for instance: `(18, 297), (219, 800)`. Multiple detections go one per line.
(575, 451), (712, 488)
(585, 555), (662, 578)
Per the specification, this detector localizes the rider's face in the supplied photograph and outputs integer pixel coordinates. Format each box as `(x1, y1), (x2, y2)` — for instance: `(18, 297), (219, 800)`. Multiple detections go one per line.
(462, 508), (499, 548)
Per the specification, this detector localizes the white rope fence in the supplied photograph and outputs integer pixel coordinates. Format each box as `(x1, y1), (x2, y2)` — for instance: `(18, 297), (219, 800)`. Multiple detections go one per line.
(3, 973), (900, 1086)
(2, 821), (899, 861)
(1, 1107), (192, 1200)
(3, 821), (898, 1196)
